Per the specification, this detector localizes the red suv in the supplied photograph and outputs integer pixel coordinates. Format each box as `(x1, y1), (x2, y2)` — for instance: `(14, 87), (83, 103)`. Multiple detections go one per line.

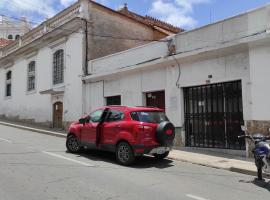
(66, 106), (175, 165)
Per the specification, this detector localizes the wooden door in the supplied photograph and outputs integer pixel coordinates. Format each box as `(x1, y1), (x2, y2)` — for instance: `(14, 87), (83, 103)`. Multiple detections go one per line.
(53, 102), (63, 128)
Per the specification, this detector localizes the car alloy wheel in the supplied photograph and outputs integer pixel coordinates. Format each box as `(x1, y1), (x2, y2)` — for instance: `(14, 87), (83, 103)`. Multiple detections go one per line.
(116, 142), (135, 165)
(66, 135), (81, 153)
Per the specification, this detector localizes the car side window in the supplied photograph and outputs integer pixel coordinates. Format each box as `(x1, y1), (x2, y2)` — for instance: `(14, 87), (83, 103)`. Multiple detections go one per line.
(107, 110), (124, 122)
(90, 110), (103, 123)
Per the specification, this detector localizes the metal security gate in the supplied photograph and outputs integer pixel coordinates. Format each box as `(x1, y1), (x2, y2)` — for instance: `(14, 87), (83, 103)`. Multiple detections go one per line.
(184, 81), (245, 150)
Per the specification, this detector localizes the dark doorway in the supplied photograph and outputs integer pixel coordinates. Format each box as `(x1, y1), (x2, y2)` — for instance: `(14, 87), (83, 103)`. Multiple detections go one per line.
(146, 91), (165, 110)
(184, 81), (245, 150)
(53, 102), (63, 129)
(106, 95), (121, 105)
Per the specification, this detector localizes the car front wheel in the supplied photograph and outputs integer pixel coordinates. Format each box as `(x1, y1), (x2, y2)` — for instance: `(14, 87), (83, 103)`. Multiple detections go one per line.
(116, 142), (135, 166)
(66, 135), (81, 153)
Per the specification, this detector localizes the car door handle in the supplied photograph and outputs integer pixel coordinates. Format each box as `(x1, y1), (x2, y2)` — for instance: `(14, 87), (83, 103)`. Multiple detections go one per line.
(114, 125), (120, 128)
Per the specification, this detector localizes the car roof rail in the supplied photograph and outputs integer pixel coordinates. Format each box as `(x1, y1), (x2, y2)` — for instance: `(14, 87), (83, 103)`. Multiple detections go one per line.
(107, 105), (127, 107)
(135, 106), (159, 108)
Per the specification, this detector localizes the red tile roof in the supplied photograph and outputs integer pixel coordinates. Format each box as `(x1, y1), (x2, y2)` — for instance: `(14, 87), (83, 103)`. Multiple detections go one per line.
(0, 38), (12, 48)
(118, 5), (184, 34)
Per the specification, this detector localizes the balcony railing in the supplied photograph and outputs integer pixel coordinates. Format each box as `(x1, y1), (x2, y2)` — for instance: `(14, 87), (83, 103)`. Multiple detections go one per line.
(0, 2), (81, 57)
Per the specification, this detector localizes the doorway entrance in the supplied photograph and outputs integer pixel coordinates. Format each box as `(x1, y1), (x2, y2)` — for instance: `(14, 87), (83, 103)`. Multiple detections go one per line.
(184, 81), (245, 150)
(53, 102), (63, 129)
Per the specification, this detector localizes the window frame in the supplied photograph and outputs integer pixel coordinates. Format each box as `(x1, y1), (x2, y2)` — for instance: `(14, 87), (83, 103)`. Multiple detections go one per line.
(52, 49), (64, 86)
(27, 61), (36, 92)
(8, 35), (13, 40)
(89, 109), (104, 123)
(106, 109), (125, 122)
(5, 70), (12, 98)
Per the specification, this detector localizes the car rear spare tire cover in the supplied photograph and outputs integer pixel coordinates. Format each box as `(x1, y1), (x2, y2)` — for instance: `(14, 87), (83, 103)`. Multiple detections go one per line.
(156, 121), (175, 145)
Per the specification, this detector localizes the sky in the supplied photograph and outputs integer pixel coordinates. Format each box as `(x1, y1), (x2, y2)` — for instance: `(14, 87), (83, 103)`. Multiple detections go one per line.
(1, 0), (270, 30)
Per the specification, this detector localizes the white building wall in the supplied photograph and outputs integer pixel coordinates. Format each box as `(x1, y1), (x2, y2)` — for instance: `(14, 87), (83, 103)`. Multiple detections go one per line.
(62, 33), (84, 122)
(249, 44), (270, 120)
(0, 32), (83, 123)
(86, 65), (183, 127)
(0, 57), (51, 122)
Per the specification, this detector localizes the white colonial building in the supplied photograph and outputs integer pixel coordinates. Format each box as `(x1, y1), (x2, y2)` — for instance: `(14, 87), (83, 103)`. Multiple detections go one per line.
(1, 0), (270, 155)
(83, 5), (270, 155)
(0, 15), (30, 40)
(0, 0), (180, 129)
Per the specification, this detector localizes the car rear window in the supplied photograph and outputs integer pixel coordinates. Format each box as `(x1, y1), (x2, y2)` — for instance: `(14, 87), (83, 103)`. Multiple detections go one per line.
(130, 111), (168, 123)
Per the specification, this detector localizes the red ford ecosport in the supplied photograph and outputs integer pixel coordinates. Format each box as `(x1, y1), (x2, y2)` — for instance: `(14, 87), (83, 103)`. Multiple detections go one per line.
(66, 106), (175, 165)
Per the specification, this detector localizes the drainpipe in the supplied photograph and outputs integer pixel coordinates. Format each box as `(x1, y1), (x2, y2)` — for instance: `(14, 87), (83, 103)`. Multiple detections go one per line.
(83, 18), (88, 75)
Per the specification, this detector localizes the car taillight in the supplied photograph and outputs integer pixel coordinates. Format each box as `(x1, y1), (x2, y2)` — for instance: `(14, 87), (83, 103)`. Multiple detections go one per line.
(166, 129), (173, 135)
(137, 125), (153, 133)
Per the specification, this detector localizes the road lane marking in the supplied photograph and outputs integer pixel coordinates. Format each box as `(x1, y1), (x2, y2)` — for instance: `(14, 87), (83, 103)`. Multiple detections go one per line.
(186, 194), (210, 200)
(42, 151), (94, 167)
(0, 137), (12, 143)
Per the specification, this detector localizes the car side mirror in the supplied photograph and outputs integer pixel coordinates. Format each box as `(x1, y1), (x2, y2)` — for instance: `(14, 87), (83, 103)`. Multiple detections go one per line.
(79, 118), (86, 125)
(79, 116), (90, 125)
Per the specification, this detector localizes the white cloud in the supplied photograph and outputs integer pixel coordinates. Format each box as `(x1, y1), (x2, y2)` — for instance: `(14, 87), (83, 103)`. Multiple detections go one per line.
(0, 0), (79, 22)
(149, 0), (211, 29)
(60, 0), (77, 7)
(0, 0), (57, 18)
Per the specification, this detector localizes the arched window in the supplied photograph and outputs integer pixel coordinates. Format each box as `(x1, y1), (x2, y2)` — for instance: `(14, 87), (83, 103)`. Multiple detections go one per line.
(8, 35), (13, 40)
(27, 61), (36, 91)
(53, 49), (64, 85)
(6, 71), (12, 97)
(15, 35), (20, 40)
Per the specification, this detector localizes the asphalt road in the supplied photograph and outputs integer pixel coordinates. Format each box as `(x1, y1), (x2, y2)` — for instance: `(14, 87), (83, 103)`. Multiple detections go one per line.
(0, 124), (269, 200)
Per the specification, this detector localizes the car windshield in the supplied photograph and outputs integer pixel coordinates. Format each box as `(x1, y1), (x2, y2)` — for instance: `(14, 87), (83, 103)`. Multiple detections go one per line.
(130, 111), (168, 124)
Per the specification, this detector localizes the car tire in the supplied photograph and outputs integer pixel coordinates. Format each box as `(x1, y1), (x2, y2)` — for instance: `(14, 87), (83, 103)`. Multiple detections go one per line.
(154, 151), (169, 159)
(116, 142), (135, 166)
(66, 135), (81, 153)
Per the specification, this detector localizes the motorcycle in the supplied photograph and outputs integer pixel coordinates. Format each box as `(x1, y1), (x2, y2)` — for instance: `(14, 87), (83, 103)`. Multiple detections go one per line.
(238, 127), (270, 180)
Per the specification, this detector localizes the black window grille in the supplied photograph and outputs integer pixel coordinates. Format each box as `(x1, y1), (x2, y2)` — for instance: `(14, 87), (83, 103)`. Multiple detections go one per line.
(53, 49), (64, 85)
(106, 95), (121, 106)
(27, 61), (35, 91)
(184, 80), (245, 150)
(6, 71), (12, 97)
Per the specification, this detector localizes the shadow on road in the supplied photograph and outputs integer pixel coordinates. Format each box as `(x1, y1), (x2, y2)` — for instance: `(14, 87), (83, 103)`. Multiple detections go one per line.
(252, 178), (270, 192)
(71, 149), (174, 169)
(239, 178), (270, 192)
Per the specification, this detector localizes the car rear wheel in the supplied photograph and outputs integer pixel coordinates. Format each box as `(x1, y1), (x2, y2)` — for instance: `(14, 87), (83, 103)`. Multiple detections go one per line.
(154, 151), (169, 159)
(116, 142), (135, 166)
(66, 135), (81, 153)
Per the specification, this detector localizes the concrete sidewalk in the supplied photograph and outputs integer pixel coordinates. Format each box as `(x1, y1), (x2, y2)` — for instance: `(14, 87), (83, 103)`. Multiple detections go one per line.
(168, 150), (257, 176)
(0, 120), (259, 177)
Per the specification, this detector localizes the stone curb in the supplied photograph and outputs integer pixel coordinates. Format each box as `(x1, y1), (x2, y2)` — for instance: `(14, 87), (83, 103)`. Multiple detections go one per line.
(168, 155), (257, 177)
(0, 121), (66, 138)
(0, 121), (258, 177)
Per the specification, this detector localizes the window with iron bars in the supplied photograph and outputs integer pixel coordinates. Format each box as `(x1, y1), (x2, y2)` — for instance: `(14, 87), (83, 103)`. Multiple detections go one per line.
(53, 49), (64, 85)
(6, 71), (12, 97)
(27, 61), (36, 91)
